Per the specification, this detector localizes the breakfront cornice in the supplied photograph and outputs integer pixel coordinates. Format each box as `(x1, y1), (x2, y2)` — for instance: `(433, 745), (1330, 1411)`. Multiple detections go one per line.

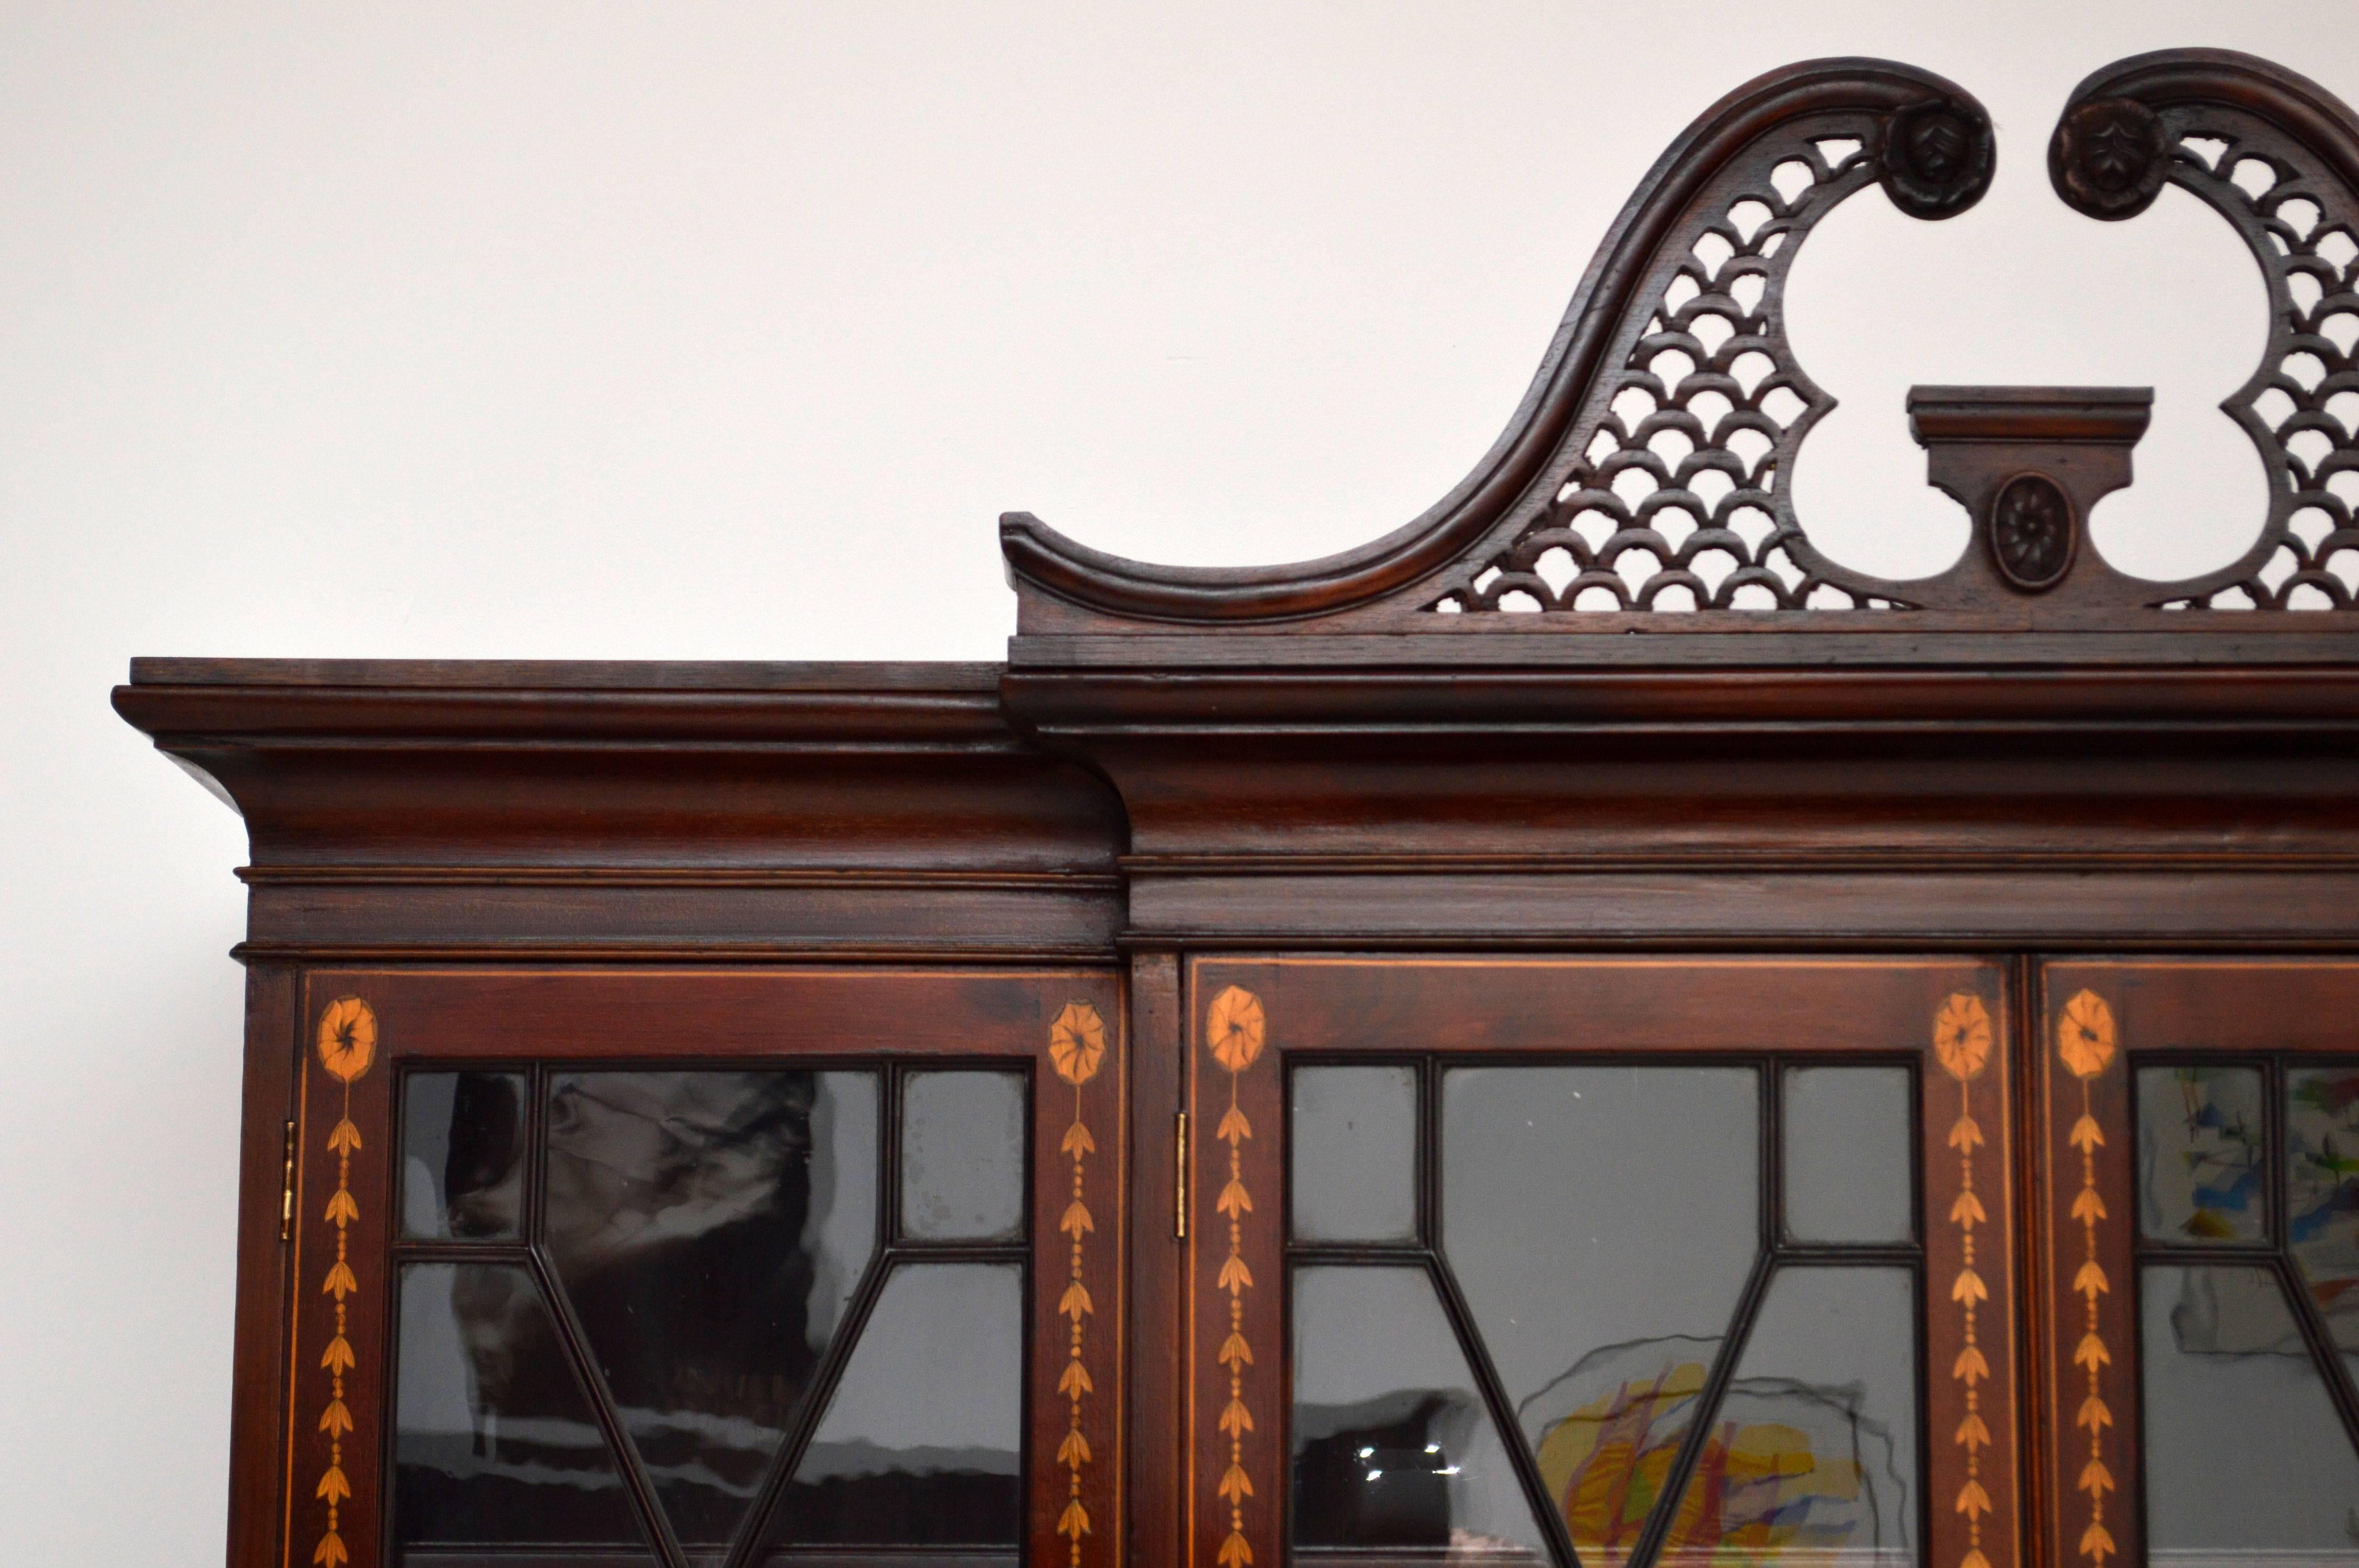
(117, 48), (2359, 955)
(112, 658), (1125, 961)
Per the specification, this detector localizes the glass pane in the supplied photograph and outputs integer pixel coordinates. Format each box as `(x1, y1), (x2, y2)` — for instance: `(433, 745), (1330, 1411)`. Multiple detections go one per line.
(901, 1069), (1027, 1241)
(1292, 1065), (1419, 1242)
(765, 1262), (1023, 1548)
(400, 1071), (525, 1240)
(393, 1262), (648, 1555)
(544, 1069), (878, 1549)
(2142, 1264), (2359, 1557)
(1442, 1066), (1760, 1568)
(1783, 1066), (1912, 1244)
(2138, 1066), (2265, 1244)
(1661, 1266), (1918, 1568)
(1290, 1264), (1549, 1563)
(2288, 1066), (2359, 1350)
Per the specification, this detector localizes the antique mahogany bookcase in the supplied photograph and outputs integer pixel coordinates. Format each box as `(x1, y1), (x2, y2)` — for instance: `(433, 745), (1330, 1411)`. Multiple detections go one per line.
(117, 46), (2359, 1568)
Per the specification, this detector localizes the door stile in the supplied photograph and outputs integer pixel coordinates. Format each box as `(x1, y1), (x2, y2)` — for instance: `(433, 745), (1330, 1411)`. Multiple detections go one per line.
(288, 983), (395, 1568)
(2031, 974), (2142, 1568)
(1128, 948), (1187, 1568)
(1032, 989), (1130, 1568)
(1185, 974), (1285, 1568)
(232, 964), (302, 1568)
(1923, 987), (2022, 1568)
(2006, 956), (2052, 1568)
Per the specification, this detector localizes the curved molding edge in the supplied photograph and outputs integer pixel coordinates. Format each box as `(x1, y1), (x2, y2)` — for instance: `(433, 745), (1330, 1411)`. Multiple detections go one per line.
(1002, 57), (1993, 627)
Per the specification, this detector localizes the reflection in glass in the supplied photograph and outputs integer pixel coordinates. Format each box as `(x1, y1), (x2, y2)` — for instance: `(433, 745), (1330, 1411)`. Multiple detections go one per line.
(2142, 1264), (2359, 1555)
(2288, 1067), (2359, 1351)
(2138, 1066), (2265, 1244)
(400, 1072), (525, 1240)
(1442, 1066), (1759, 1566)
(543, 1070), (878, 1548)
(1292, 1065), (1419, 1243)
(901, 1070), (1026, 1241)
(1661, 1266), (1918, 1567)
(1290, 1265), (1549, 1562)
(392, 1262), (647, 1555)
(766, 1262), (1023, 1548)
(1783, 1067), (1912, 1244)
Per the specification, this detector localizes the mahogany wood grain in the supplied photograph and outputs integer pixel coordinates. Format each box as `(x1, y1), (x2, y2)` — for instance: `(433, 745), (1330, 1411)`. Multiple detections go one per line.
(1124, 952), (1186, 1568)
(2041, 960), (2359, 1055)
(114, 665), (1126, 962)
(345, 969), (1117, 1064)
(1181, 967), (1283, 1568)
(290, 982), (396, 1568)
(2029, 968), (2142, 1568)
(1027, 976), (1127, 1568)
(227, 966), (300, 1568)
(1197, 955), (1994, 1055)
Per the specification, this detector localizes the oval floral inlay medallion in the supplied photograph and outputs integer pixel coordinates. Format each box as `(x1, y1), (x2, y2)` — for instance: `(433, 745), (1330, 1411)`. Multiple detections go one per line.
(1990, 474), (2076, 592)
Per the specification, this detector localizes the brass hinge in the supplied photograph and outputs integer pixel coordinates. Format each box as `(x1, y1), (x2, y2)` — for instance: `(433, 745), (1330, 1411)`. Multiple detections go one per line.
(1174, 1111), (1188, 1239)
(279, 1119), (297, 1242)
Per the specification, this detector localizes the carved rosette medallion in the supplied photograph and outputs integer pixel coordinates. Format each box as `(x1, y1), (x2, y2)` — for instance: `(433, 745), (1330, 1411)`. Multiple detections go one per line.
(1934, 994), (1998, 1568)
(1050, 1002), (1108, 1565)
(311, 996), (376, 1568)
(2057, 989), (2121, 1567)
(2051, 97), (2171, 220)
(1206, 985), (1265, 1568)
(1989, 474), (2077, 592)
(1880, 96), (1996, 218)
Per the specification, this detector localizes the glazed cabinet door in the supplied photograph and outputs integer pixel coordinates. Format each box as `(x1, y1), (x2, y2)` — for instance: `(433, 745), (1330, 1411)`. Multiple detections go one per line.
(1181, 958), (2022, 1568)
(2033, 962), (2359, 1568)
(281, 967), (1124, 1568)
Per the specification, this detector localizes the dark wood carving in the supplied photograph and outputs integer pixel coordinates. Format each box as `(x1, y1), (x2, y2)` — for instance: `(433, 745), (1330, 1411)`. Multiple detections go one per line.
(1430, 86), (1994, 618)
(2048, 52), (2359, 612)
(1003, 50), (2359, 635)
(1991, 475), (2075, 590)
(2052, 96), (2172, 220)
(1903, 386), (2153, 605)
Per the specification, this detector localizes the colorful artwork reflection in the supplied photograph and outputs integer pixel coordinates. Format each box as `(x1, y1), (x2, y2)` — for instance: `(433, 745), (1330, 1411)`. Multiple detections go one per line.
(1530, 1343), (1714, 1565)
(2288, 1067), (2359, 1347)
(2136, 1067), (2264, 1244)
(1532, 1336), (1911, 1568)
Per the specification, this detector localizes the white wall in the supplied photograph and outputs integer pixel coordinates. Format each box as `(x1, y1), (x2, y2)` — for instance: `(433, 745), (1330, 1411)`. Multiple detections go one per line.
(3, 3), (2354, 1559)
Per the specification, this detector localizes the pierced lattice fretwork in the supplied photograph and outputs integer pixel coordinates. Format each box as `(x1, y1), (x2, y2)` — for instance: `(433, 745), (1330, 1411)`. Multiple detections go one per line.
(2147, 132), (2359, 610)
(1434, 134), (1920, 615)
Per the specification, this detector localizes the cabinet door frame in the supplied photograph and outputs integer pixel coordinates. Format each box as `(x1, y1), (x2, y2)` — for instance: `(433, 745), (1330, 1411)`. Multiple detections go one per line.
(1182, 955), (2021, 1568)
(281, 966), (1125, 1568)
(2034, 959), (2359, 1568)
